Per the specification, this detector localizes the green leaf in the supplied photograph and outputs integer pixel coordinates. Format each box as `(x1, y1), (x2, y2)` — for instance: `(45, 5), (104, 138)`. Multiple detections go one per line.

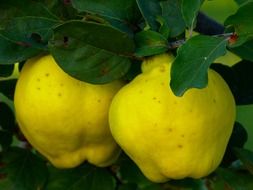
(225, 1), (253, 46)
(52, 20), (134, 54)
(0, 102), (15, 150)
(0, 35), (40, 65)
(157, 16), (171, 39)
(181, 0), (202, 29)
(234, 0), (251, 5)
(118, 184), (138, 190)
(160, 0), (186, 37)
(0, 65), (14, 77)
(164, 178), (206, 190)
(216, 168), (253, 190)
(72, 0), (140, 22)
(170, 35), (227, 96)
(0, 79), (17, 100)
(0, 0), (58, 29)
(234, 148), (253, 174)
(118, 154), (154, 189)
(45, 164), (116, 190)
(139, 184), (162, 190)
(49, 20), (133, 84)
(42, 0), (78, 20)
(1, 16), (60, 50)
(134, 30), (168, 57)
(0, 147), (48, 190)
(230, 40), (253, 62)
(72, 0), (141, 33)
(136, 0), (162, 31)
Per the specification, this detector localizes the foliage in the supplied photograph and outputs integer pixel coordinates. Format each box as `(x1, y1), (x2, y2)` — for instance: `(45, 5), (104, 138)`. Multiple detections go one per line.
(1, 0), (253, 189)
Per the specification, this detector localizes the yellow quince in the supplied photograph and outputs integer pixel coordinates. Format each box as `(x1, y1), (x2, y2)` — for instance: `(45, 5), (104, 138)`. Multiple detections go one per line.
(109, 53), (236, 182)
(14, 55), (123, 168)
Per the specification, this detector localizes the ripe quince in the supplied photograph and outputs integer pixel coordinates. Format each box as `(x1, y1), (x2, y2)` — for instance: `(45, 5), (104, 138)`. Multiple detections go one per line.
(14, 55), (123, 168)
(109, 53), (236, 182)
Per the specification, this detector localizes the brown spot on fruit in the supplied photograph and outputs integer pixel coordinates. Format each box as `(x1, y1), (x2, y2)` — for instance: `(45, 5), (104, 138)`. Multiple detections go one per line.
(159, 66), (165, 72)
(178, 144), (183, 148)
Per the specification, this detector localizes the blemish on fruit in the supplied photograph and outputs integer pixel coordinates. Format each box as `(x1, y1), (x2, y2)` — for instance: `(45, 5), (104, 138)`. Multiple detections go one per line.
(139, 90), (143, 94)
(213, 99), (216, 103)
(58, 93), (62, 97)
(159, 66), (165, 72)
(60, 83), (64, 87)
(37, 78), (40, 82)
(160, 82), (165, 86)
(168, 128), (173, 132)
(153, 97), (157, 100)
(178, 144), (183, 148)
(181, 134), (185, 138)
(97, 99), (101, 103)
(45, 73), (50, 77)
(37, 87), (40, 90)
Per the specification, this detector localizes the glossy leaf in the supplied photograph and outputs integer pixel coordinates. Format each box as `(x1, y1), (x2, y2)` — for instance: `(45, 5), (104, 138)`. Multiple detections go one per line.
(234, 0), (251, 5)
(134, 30), (168, 57)
(181, 0), (202, 29)
(160, 0), (186, 37)
(1, 16), (60, 50)
(52, 20), (134, 54)
(72, 0), (140, 21)
(72, 0), (141, 33)
(230, 40), (253, 62)
(118, 154), (154, 189)
(49, 20), (133, 84)
(45, 164), (116, 190)
(234, 148), (253, 174)
(225, 2), (253, 46)
(136, 0), (162, 31)
(0, 0), (58, 28)
(0, 79), (17, 100)
(0, 102), (15, 149)
(216, 168), (253, 190)
(0, 65), (14, 77)
(0, 147), (48, 190)
(170, 35), (227, 96)
(0, 35), (40, 65)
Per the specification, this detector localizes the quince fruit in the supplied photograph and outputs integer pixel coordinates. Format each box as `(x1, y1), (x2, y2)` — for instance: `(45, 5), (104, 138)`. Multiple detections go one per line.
(14, 55), (123, 168)
(109, 53), (236, 182)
